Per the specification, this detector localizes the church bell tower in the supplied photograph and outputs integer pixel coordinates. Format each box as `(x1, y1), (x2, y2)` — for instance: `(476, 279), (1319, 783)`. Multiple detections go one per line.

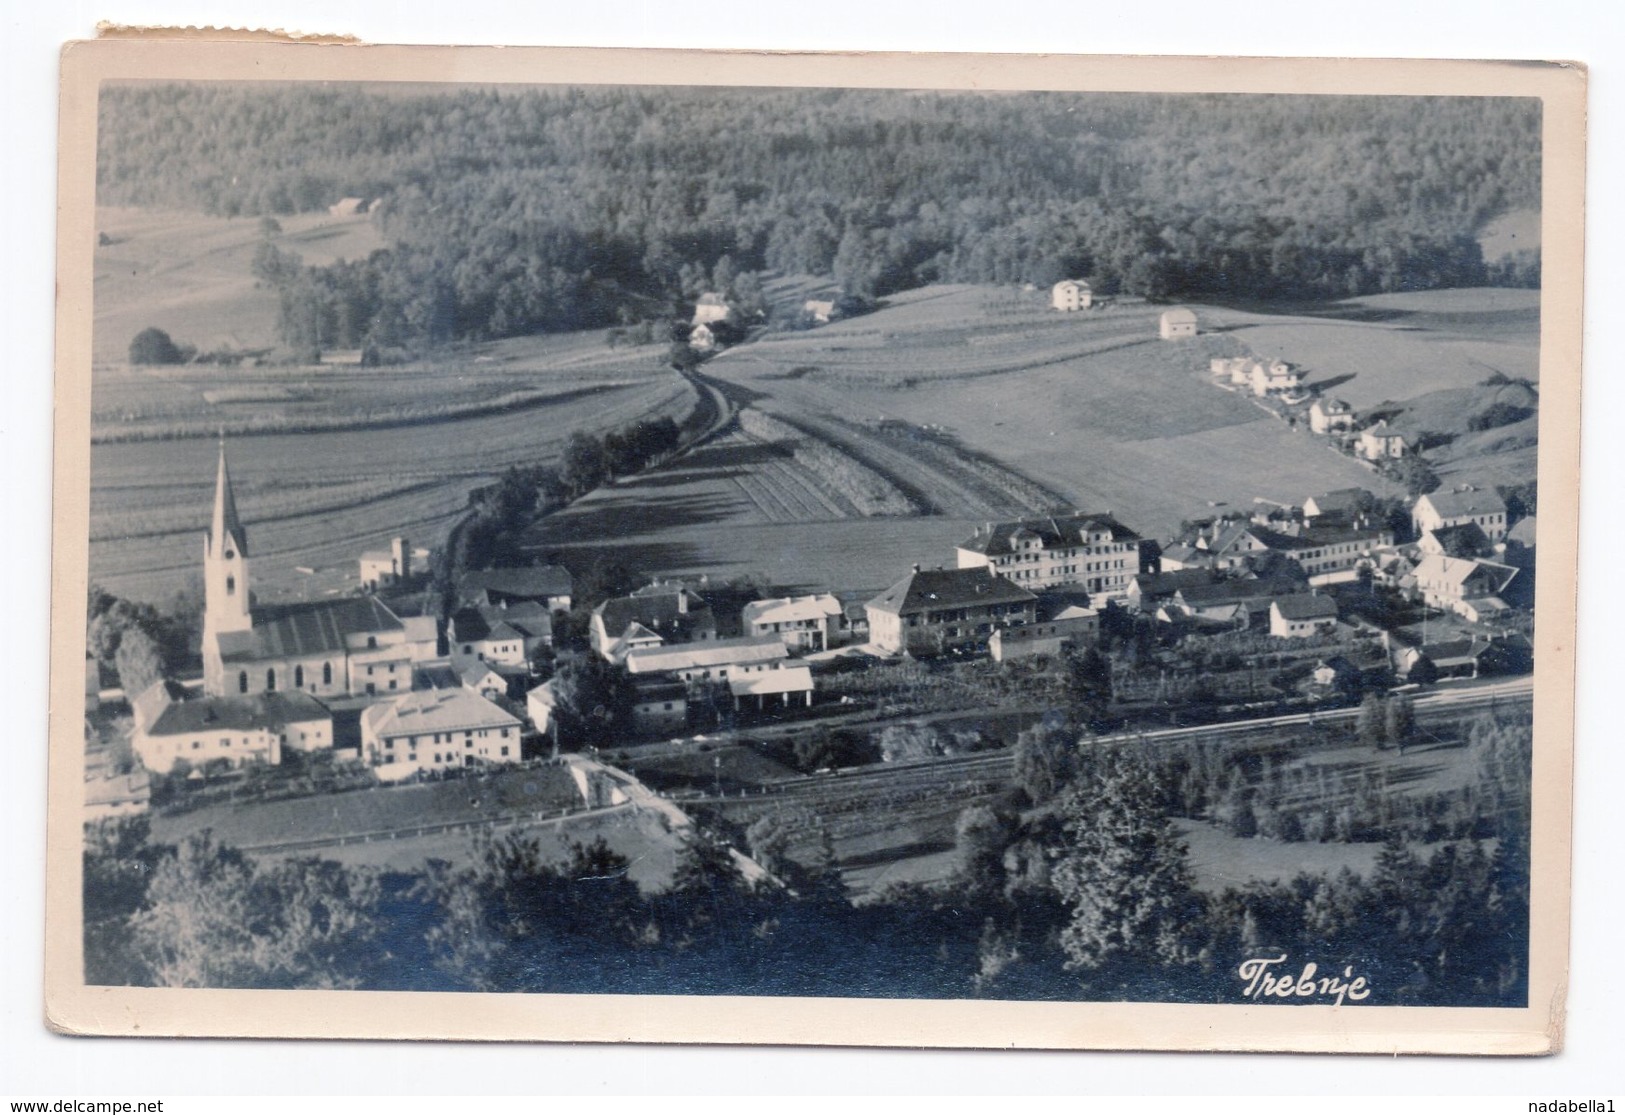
(203, 440), (253, 650)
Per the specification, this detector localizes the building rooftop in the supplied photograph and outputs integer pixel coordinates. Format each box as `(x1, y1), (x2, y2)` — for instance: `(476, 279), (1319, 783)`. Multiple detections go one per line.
(458, 565), (573, 605)
(866, 566), (1037, 616)
(146, 689), (332, 737)
(361, 688), (519, 739)
(729, 665), (815, 698)
(742, 594), (844, 628)
(221, 596), (405, 662)
(1419, 487), (1509, 519)
(624, 635), (788, 675)
(1272, 593), (1340, 621)
(957, 512), (1140, 557)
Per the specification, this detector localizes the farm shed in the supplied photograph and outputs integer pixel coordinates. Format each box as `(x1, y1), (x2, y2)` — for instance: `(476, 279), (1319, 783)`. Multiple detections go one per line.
(1159, 308), (1198, 339)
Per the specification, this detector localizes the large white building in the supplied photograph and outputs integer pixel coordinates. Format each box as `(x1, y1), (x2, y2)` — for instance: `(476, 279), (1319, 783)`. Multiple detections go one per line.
(1051, 279), (1093, 311)
(129, 679), (333, 775)
(200, 444), (437, 699)
(741, 594), (846, 652)
(360, 687), (523, 775)
(956, 513), (1142, 601)
(1413, 487), (1509, 543)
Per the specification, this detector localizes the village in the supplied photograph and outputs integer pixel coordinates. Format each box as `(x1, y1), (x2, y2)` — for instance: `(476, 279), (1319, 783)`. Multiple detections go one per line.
(82, 291), (1537, 832)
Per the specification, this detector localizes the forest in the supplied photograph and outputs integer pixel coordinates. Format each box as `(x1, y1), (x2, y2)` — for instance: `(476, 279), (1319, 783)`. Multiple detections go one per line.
(98, 84), (1541, 352)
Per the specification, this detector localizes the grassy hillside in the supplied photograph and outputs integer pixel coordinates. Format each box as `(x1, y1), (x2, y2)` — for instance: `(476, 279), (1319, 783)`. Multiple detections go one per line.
(94, 207), (386, 364)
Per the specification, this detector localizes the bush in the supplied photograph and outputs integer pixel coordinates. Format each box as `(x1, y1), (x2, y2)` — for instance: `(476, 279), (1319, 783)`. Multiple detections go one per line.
(128, 327), (184, 366)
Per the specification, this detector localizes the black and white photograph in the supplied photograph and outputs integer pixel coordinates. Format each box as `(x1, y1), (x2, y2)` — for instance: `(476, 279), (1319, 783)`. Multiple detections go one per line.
(44, 42), (1583, 1054)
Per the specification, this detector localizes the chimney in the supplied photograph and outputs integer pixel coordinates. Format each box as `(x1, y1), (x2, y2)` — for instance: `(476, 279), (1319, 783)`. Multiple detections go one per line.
(911, 563), (921, 574)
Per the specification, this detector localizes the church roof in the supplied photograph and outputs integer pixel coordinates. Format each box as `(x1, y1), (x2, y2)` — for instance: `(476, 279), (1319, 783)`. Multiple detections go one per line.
(210, 442), (247, 554)
(219, 596), (405, 662)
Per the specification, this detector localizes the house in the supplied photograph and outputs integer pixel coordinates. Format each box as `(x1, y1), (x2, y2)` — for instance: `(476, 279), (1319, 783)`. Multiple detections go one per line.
(692, 292), (732, 326)
(85, 769), (152, 819)
(741, 593), (846, 652)
(729, 665), (815, 712)
(865, 565), (1037, 657)
(1396, 635), (1531, 682)
(956, 512), (1142, 601)
(1159, 308), (1197, 339)
(1155, 542), (1213, 571)
(359, 687), (523, 774)
(449, 601), (553, 670)
(1255, 524), (1395, 581)
(456, 661), (509, 703)
(1211, 356), (1250, 384)
(988, 602), (1098, 662)
(1128, 568), (1220, 613)
(1269, 594), (1339, 638)
(1412, 554), (1519, 622)
(1418, 522), (1492, 559)
(1249, 359), (1302, 397)
(200, 444), (438, 700)
(1356, 422), (1409, 460)
(327, 197), (369, 217)
(130, 680), (333, 775)
(590, 582), (717, 661)
(1303, 488), (1375, 527)
(689, 323), (716, 352)
(1167, 578), (1282, 627)
(458, 566), (573, 612)
(803, 299), (836, 324)
(1051, 279), (1093, 312)
(1412, 487), (1509, 543)
(359, 537), (412, 591)
(622, 635), (788, 685)
(630, 679), (689, 735)
(1308, 397), (1356, 435)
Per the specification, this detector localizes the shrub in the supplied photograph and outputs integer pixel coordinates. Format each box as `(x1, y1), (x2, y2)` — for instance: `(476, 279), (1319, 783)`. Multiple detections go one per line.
(128, 327), (184, 365)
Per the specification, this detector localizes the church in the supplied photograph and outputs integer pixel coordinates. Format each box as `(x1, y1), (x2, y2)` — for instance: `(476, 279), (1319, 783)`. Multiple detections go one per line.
(201, 444), (439, 700)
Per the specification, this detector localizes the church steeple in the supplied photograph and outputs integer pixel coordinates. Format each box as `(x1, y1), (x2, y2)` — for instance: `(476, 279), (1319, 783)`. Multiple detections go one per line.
(203, 438), (253, 649)
(209, 438), (247, 558)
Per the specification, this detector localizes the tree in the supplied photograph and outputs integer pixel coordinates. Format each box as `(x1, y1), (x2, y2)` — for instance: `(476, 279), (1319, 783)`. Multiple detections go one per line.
(1051, 754), (1205, 973)
(1012, 719), (1077, 804)
(559, 432), (608, 497)
(1385, 694), (1416, 750)
(1356, 693), (1387, 748)
(544, 653), (631, 749)
(113, 625), (165, 697)
(128, 327), (183, 365)
(953, 804), (1013, 897)
(1064, 646), (1113, 724)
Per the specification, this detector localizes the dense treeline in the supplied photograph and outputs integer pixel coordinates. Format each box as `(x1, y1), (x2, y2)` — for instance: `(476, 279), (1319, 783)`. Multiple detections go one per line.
(100, 85), (1540, 348)
(85, 711), (1530, 1006)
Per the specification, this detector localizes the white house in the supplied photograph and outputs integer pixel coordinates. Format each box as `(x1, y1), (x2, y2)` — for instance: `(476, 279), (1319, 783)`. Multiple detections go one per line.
(1159, 308), (1197, 340)
(692, 293), (732, 326)
(360, 688), (523, 774)
(129, 681), (333, 775)
(1356, 422), (1409, 460)
(1411, 554), (1518, 622)
(1412, 487), (1509, 543)
(1309, 397), (1356, 435)
(1249, 359), (1302, 397)
(1051, 279), (1093, 312)
(689, 323), (716, 352)
(359, 537), (412, 591)
(1268, 594), (1339, 638)
(956, 512), (1142, 601)
(449, 601), (553, 671)
(803, 299), (836, 324)
(741, 594), (845, 652)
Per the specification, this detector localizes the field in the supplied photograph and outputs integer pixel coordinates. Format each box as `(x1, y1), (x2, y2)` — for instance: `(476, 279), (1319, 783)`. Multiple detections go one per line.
(94, 207), (388, 364)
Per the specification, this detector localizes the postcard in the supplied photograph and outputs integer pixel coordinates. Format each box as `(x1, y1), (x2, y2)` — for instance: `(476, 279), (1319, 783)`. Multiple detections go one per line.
(46, 40), (1584, 1053)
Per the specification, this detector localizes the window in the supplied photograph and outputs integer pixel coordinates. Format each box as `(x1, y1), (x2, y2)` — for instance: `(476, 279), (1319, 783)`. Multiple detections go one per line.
(294, 665), (304, 688)
(226, 574), (236, 596)
(323, 661), (333, 686)
(500, 746), (510, 757)
(462, 645), (472, 655)
(220, 737), (229, 747)
(238, 671), (248, 694)
(266, 668), (276, 692)
(389, 680), (397, 690)
(368, 636), (378, 649)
